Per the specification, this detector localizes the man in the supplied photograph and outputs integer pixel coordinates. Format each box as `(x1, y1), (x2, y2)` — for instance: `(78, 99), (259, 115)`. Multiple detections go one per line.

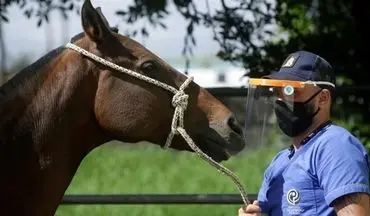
(239, 51), (370, 215)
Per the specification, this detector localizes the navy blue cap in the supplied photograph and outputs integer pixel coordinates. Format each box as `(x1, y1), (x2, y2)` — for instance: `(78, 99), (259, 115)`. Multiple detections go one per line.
(264, 51), (336, 88)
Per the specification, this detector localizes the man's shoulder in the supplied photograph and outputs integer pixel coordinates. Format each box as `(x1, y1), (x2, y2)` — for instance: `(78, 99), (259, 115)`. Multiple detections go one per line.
(317, 123), (363, 147)
(321, 123), (354, 137)
(312, 124), (370, 207)
(261, 148), (290, 182)
(262, 149), (291, 175)
(314, 123), (368, 157)
(270, 148), (291, 163)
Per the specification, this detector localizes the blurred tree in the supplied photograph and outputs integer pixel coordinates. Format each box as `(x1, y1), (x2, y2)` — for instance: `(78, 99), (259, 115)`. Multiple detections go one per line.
(0, 0), (275, 73)
(1, 0), (369, 146)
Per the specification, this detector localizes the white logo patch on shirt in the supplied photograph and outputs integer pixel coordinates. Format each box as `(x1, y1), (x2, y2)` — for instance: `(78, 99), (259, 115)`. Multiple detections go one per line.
(287, 188), (300, 205)
(286, 188), (304, 215)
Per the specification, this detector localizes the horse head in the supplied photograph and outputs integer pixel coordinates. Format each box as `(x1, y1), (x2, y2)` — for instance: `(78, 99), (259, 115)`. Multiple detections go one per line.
(68, 0), (246, 162)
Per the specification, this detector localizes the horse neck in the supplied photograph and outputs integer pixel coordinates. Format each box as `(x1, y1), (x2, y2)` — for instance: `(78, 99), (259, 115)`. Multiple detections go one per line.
(0, 46), (108, 215)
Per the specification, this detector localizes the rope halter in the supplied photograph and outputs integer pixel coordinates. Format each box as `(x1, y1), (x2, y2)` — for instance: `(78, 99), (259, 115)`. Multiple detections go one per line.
(65, 42), (250, 205)
(164, 77), (192, 148)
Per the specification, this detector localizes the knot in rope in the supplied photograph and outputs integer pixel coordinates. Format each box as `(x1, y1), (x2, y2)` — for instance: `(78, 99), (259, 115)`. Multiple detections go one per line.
(164, 77), (193, 148)
(172, 90), (189, 109)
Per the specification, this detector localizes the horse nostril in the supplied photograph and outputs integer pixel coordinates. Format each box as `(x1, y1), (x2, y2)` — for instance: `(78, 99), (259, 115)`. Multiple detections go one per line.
(227, 115), (243, 136)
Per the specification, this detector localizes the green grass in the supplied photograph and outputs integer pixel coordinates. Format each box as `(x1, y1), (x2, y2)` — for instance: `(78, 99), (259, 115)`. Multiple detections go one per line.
(55, 141), (281, 216)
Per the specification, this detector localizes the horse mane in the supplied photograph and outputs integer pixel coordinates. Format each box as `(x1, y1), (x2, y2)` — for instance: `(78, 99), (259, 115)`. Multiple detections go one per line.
(0, 28), (120, 102)
(70, 32), (85, 43)
(0, 31), (91, 102)
(0, 46), (65, 101)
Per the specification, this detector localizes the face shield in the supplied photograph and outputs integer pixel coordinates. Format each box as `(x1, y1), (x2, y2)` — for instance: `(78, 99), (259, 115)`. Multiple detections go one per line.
(243, 78), (322, 149)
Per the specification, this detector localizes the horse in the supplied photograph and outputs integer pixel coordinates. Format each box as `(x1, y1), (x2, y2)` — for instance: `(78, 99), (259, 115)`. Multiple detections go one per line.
(0, 0), (246, 215)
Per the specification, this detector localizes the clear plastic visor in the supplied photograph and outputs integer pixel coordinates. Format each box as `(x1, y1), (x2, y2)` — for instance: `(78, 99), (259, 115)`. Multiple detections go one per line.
(243, 78), (306, 149)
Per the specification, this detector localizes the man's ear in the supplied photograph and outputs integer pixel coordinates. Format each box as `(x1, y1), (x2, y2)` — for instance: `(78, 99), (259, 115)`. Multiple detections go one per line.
(318, 89), (331, 106)
(81, 0), (113, 44)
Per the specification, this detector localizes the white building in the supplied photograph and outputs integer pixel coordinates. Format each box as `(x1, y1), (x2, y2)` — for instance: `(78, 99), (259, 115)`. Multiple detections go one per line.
(168, 56), (248, 88)
(175, 67), (247, 88)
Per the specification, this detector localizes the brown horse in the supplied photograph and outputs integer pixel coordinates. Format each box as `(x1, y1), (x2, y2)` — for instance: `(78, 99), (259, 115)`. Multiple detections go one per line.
(0, 0), (246, 215)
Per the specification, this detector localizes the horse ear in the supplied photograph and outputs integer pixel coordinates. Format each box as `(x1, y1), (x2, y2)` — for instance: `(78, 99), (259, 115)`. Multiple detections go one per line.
(81, 0), (112, 44)
(95, 7), (111, 28)
(96, 7), (119, 33)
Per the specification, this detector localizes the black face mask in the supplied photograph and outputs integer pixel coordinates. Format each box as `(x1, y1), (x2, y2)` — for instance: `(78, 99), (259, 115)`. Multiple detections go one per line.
(274, 90), (322, 137)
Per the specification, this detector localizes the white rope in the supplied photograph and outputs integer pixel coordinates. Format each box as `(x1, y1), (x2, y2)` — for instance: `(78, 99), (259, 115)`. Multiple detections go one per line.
(65, 42), (250, 205)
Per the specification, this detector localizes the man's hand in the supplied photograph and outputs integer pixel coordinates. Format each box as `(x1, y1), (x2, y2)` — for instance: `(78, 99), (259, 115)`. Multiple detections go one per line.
(238, 200), (262, 216)
(332, 192), (370, 216)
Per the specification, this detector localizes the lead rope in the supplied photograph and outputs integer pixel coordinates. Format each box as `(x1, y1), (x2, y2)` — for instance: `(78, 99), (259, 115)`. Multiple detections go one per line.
(65, 43), (250, 205)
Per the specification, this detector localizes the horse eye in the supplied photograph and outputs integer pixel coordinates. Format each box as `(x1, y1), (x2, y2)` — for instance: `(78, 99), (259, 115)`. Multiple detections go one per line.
(140, 61), (156, 71)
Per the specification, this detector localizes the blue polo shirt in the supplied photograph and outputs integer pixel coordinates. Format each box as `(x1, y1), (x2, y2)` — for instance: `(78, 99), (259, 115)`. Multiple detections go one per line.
(257, 123), (370, 215)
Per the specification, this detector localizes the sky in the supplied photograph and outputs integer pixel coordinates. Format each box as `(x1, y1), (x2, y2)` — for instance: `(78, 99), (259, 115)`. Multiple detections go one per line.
(2, 0), (223, 65)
